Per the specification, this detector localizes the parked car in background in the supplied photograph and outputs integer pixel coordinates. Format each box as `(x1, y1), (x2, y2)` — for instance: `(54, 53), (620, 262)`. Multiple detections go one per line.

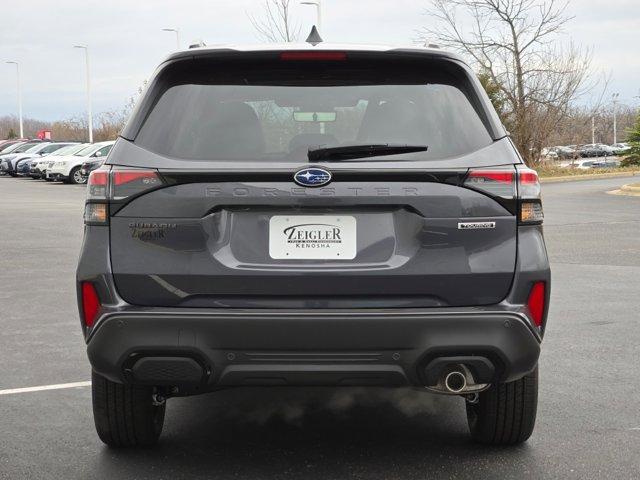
(543, 146), (577, 160)
(31, 143), (88, 179)
(573, 159), (597, 169)
(0, 139), (28, 153)
(47, 141), (114, 184)
(611, 143), (631, 154)
(0, 141), (47, 176)
(541, 147), (558, 159)
(579, 144), (615, 158)
(0, 142), (25, 162)
(15, 142), (78, 176)
(80, 156), (106, 178)
(590, 159), (620, 169)
(0, 142), (27, 172)
(555, 146), (578, 159)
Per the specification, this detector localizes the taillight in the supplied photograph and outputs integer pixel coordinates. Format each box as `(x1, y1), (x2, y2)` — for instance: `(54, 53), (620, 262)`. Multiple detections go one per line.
(111, 169), (162, 199)
(84, 166), (163, 225)
(464, 168), (516, 199)
(85, 167), (110, 224)
(517, 167), (544, 224)
(527, 281), (546, 328)
(464, 166), (543, 224)
(81, 282), (101, 328)
(87, 168), (109, 200)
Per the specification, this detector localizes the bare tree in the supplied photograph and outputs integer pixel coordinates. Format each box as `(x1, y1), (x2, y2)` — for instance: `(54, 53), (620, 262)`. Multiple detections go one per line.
(418, 0), (595, 164)
(249, 0), (301, 43)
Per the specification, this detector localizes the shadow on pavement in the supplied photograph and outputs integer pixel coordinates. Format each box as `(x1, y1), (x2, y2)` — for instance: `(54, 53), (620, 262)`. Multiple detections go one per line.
(91, 387), (540, 479)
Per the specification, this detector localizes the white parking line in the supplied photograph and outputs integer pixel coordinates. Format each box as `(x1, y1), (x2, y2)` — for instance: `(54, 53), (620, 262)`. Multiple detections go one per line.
(0, 381), (91, 396)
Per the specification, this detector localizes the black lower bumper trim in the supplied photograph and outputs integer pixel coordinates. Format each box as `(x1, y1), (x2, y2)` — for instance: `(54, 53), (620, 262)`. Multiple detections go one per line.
(86, 309), (541, 388)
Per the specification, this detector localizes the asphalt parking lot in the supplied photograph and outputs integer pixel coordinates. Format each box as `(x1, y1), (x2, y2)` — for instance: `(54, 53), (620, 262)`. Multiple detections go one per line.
(1, 175), (639, 479)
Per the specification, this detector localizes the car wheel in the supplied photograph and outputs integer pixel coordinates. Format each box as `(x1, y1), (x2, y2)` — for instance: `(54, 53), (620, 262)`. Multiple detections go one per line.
(68, 166), (87, 185)
(466, 366), (538, 445)
(91, 371), (165, 447)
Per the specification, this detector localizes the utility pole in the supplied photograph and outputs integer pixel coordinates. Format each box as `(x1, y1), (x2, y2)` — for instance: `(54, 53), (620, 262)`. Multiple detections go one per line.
(5, 61), (24, 138)
(74, 45), (93, 143)
(301, 0), (322, 34)
(591, 117), (595, 145)
(612, 93), (620, 144)
(162, 28), (181, 50)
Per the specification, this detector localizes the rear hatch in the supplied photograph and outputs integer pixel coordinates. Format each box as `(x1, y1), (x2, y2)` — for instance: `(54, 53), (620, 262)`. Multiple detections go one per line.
(106, 50), (520, 308)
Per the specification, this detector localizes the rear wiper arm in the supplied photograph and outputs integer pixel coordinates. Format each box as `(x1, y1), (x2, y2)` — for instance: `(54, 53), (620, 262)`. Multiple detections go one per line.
(307, 144), (428, 162)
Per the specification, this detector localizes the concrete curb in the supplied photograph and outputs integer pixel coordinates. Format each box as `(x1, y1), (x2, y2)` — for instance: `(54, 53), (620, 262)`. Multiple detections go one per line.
(540, 171), (640, 184)
(607, 183), (640, 197)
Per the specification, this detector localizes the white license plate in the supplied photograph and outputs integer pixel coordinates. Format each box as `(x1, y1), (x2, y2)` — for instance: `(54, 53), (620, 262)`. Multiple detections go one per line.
(269, 215), (357, 260)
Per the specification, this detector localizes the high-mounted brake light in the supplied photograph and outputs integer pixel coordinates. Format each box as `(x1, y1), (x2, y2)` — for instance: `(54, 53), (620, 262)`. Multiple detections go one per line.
(81, 282), (101, 328)
(527, 281), (546, 328)
(280, 51), (347, 61)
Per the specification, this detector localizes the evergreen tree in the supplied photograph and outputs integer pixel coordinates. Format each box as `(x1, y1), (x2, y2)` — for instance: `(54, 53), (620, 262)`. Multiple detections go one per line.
(621, 113), (640, 166)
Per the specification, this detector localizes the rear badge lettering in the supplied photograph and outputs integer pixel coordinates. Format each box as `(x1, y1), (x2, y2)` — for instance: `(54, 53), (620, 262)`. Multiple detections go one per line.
(284, 224), (342, 244)
(129, 222), (177, 240)
(458, 221), (496, 230)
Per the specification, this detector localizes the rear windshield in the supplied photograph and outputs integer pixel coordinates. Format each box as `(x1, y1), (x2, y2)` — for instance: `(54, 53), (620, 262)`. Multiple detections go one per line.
(135, 55), (493, 162)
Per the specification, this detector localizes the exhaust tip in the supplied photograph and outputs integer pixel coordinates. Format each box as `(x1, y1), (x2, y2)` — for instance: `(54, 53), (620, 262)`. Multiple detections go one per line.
(444, 370), (467, 393)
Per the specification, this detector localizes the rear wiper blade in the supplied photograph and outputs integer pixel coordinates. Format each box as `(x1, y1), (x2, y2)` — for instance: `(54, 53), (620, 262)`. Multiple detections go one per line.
(307, 144), (428, 162)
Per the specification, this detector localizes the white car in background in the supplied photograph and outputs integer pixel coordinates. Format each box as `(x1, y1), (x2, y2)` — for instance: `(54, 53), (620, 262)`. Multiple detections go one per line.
(573, 159), (597, 170)
(15, 142), (79, 176)
(33, 143), (89, 179)
(47, 141), (115, 184)
(611, 143), (631, 154)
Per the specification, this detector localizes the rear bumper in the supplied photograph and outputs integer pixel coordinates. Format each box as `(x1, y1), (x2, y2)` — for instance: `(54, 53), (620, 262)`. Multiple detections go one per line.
(86, 308), (541, 389)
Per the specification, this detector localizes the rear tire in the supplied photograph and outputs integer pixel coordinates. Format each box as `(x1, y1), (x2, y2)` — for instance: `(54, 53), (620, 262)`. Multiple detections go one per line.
(466, 366), (538, 445)
(91, 371), (165, 447)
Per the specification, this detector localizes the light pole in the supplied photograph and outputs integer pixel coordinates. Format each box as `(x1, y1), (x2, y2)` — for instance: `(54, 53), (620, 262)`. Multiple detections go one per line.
(301, 0), (322, 33)
(591, 117), (595, 145)
(611, 92), (620, 145)
(5, 61), (24, 139)
(74, 45), (93, 143)
(162, 28), (181, 50)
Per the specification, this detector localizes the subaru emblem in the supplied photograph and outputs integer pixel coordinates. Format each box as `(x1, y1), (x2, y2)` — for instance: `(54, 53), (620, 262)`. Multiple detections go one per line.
(294, 167), (332, 187)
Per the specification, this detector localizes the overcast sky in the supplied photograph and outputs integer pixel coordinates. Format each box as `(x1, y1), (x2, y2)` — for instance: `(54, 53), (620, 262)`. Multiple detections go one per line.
(0, 0), (638, 121)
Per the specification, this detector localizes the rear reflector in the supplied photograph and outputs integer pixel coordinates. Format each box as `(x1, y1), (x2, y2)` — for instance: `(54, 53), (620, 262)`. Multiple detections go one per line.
(527, 282), (546, 328)
(280, 51), (347, 61)
(81, 282), (101, 328)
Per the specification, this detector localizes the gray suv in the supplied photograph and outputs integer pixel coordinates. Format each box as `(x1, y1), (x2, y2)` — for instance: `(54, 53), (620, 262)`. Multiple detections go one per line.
(77, 43), (550, 447)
